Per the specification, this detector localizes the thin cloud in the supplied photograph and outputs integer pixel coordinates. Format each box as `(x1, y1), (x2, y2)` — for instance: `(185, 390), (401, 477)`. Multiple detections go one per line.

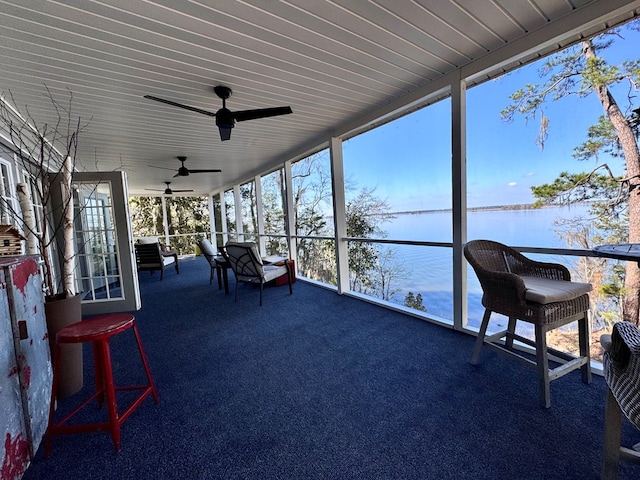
(508, 182), (517, 187)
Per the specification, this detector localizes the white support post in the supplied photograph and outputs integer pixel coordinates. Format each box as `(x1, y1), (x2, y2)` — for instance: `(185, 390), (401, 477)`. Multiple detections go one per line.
(451, 72), (468, 331)
(283, 160), (296, 262)
(233, 185), (243, 241)
(207, 193), (217, 250)
(255, 174), (266, 255)
(330, 136), (349, 294)
(161, 196), (170, 247)
(219, 192), (228, 246)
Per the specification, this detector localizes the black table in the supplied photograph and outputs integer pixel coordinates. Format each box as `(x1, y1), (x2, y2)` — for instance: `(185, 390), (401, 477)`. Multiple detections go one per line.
(593, 244), (640, 265)
(213, 255), (230, 294)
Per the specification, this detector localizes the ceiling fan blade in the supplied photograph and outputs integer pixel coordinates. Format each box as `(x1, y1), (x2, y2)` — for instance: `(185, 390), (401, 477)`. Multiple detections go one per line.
(144, 188), (164, 192)
(232, 106), (292, 122)
(144, 95), (217, 117)
(171, 189), (194, 193)
(188, 169), (222, 173)
(147, 164), (176, 171)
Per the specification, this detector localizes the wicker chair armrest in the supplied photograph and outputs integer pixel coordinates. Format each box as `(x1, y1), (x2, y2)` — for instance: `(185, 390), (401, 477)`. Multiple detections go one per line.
(478, 270), (528, 305)
(608, 321), (640, 368)
(603, 321), (640, 431)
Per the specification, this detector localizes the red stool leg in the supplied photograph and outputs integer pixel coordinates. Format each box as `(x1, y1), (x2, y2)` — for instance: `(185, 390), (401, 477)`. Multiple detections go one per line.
(45, 342), (63, 458)
(93, 340), (105, 408)
(95, 339), (121, 452)
(132, 324), (159, 404)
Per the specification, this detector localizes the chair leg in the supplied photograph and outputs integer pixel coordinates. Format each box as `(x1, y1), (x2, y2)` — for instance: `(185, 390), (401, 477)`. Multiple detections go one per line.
(215, 265), (221, 288)
(287, 262), (293, 295)
(578, 312), (592, 384)
(210, 265), (214, 285)
(505, 317), (517, 350)
(471, 309), (492, 365)
(534, 324), (551, 408)
(602, 388), (622, 480)
(259, 283), (264, 306)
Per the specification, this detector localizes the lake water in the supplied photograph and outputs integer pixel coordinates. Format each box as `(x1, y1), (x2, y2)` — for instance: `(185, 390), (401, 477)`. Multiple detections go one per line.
(376, 205), (592, 324)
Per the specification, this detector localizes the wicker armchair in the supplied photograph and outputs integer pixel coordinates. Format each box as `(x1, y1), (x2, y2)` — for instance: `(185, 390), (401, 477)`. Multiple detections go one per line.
(601, 322), (640, 479)
(464, 239), (592, 408)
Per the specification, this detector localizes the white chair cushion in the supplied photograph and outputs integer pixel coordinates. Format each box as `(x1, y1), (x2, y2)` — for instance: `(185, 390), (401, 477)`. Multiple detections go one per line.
(263, 264), (288, 282)
(226, 241), (263, 265)
(520, 276), (592, 304)
(138, 236), (159, 244)
(199, 239), (217, 256)
(162, 255), (175, 266)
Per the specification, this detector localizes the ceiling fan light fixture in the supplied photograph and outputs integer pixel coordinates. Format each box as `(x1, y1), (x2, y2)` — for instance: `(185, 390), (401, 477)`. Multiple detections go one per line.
(218, 125), (233, 141)
(215, 107), (235, 141)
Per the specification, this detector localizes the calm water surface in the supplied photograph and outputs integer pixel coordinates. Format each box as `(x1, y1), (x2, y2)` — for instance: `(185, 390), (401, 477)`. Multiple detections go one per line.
(377, 205), (592, 323)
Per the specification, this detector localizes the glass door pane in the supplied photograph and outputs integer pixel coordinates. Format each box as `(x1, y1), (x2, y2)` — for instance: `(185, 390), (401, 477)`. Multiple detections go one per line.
(74, 182), (121, 301)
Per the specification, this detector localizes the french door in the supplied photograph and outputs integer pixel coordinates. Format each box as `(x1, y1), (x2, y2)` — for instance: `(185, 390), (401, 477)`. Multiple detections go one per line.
(69, 171), (140, 315)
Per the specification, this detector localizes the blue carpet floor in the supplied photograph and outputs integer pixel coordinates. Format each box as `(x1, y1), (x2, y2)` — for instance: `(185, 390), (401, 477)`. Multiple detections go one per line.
(24, 255), (640, 479)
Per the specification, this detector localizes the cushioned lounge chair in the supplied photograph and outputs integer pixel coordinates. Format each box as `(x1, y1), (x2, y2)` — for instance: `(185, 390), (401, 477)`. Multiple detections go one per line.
(134, 242), (178, 280)
(223, 241), (292, 306)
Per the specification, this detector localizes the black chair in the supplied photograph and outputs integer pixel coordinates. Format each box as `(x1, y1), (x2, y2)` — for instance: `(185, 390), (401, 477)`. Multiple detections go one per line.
(134, 242), (178, 280)
(223, 241), (292, 306)
(464, 239), (592, 408)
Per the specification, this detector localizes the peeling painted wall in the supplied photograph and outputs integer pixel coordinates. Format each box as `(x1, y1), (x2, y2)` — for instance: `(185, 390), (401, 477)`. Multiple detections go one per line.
(1, 257), (52, 479)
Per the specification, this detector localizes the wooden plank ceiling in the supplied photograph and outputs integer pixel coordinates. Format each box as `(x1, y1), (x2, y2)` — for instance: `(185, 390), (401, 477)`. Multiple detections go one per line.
(0, 0), (638, 195)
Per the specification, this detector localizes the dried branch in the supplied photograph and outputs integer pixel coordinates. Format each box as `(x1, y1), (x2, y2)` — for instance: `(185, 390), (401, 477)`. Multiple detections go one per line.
(0, 86), (90, 298)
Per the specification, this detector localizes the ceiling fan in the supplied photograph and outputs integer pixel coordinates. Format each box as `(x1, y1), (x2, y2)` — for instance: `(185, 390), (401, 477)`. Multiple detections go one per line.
(144, 85), (293, 141)
(145, 182), (194, 195)
(148, 156), (222, 177)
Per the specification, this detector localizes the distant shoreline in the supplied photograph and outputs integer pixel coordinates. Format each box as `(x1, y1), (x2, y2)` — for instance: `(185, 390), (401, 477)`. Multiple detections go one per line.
(388, 203), (582, 216)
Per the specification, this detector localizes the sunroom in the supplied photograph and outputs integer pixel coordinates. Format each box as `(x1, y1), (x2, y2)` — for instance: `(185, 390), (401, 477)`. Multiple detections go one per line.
(1, 1), (640, 479)
(2, 0), (639, 330)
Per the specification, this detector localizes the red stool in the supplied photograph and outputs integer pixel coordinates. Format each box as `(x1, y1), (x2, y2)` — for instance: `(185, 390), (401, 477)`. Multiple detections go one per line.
(45, 313), (158, 456)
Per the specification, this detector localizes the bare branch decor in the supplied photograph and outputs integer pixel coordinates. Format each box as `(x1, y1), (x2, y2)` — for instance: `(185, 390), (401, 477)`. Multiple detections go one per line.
(0, 86), (90, 299)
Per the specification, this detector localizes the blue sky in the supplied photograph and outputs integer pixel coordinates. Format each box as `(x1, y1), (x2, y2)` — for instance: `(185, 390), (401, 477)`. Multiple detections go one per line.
(342, 21), (638, 212)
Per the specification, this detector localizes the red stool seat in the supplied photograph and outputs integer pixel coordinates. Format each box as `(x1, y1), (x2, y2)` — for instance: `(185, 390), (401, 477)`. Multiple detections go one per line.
(46, 313), (158, 456)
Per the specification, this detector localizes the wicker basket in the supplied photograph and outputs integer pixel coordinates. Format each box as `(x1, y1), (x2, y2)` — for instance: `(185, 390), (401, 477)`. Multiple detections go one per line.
(0, 225), (24, 256)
